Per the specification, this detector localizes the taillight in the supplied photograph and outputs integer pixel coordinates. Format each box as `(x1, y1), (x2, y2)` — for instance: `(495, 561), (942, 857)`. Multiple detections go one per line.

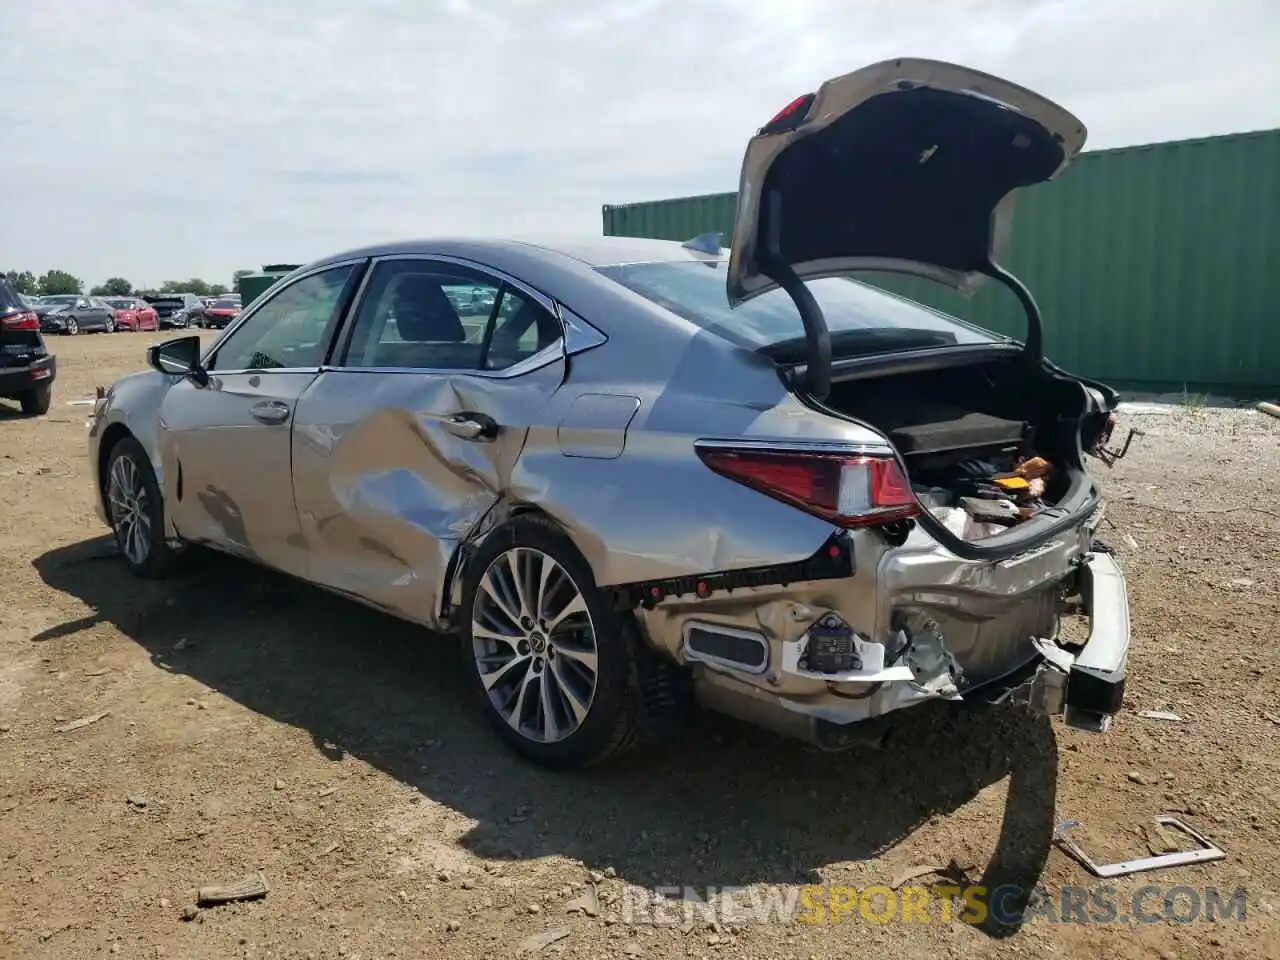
(696, 446), (919, 527)
(1, 310), (39, 331)
(760, 92), (816, 135)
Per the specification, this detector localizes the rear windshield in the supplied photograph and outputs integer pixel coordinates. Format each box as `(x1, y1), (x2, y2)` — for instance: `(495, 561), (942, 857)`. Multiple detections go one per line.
(597, 260), (997, 357)
(105, 299), (133, 308)
(152, 297), (183, 305)
(210, 299), (239, 309)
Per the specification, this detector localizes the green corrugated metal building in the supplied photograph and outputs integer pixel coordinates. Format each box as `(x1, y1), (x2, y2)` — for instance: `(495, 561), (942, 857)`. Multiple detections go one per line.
(236, 264), (301, 307)
(603, 129), (1280, 393)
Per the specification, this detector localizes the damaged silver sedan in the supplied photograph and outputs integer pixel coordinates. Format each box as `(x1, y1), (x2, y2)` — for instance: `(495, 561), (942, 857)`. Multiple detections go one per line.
(87, 58), (1133, 767)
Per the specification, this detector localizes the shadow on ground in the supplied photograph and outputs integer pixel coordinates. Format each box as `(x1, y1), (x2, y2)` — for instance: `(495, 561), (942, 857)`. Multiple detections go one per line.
(34, 537), (1059, 937)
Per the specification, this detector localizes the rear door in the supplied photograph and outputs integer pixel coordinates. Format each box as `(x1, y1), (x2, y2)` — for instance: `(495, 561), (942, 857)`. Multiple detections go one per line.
(290, 255), (566, 626)
(157, 261), (363, 574)
(88, 298), (114, 329)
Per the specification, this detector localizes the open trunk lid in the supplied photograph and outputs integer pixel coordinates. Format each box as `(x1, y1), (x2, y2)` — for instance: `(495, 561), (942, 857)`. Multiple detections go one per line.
(726, 58), (1086, 306)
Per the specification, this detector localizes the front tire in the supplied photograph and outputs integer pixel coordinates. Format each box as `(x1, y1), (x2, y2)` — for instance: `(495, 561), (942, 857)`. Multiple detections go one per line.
(65, 318), (79, 335)
(19, 383), (51, 416)
(104, 436), (177, 578)
(461, 515), (650, 768)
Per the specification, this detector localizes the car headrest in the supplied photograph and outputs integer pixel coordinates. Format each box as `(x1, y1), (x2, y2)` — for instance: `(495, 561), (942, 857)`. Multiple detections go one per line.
(392, 276), (465, 342)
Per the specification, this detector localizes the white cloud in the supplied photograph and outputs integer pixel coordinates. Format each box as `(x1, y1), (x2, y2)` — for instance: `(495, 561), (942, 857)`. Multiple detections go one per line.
(2, 0), (1277, 286)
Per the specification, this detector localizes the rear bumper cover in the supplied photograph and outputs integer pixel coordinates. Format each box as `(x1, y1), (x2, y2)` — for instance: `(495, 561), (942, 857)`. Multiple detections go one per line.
(968, 550), (1129, 730)
(1063, 550), (1129, 725)
(686, 546), (1130, 747)
(0, 356), (57, 396)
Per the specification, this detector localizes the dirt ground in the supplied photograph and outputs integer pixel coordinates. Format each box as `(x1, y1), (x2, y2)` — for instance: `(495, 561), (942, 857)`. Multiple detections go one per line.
(1, 332), (1277, 960)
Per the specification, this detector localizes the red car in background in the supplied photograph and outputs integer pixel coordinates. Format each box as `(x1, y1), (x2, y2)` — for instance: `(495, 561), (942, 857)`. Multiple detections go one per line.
(103, 298), (159, 332)
(201, 297), (241, 329)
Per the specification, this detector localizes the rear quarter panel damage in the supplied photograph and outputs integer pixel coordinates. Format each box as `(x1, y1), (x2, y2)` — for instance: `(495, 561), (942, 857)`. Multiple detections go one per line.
(503, 332), (887, 590)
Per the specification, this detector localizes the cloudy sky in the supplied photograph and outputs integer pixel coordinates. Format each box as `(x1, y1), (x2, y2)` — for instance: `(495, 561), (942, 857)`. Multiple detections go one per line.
(3, 0), (1278, 288)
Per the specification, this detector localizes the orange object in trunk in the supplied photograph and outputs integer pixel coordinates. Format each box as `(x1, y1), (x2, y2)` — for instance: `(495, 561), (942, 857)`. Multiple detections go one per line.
(1016, 456), (1053, 480)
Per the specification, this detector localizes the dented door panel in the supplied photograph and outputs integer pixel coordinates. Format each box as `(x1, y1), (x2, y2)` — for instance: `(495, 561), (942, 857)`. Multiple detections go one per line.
(290, 362), (565, 626)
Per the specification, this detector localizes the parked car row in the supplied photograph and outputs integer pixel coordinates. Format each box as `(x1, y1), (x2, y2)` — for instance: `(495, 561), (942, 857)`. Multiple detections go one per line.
(21, 292), (241, 335)
(1, 279), (244, 417)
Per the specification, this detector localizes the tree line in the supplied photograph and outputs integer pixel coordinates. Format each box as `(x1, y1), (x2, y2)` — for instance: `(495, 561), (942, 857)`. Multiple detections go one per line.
(3, 268), (256, 299)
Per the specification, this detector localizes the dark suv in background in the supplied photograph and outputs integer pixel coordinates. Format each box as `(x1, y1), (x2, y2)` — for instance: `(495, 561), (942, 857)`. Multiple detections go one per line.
(145, 293), (205, 329)
(0, 275), (56, 415)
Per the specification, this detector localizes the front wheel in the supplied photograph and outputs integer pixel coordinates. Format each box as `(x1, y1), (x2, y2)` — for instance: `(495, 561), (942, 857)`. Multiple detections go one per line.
(104, 436), (178, 578)
(19, 383), (52, 416)
(461, 515), (655, 768)
(65, 318), (79, 335)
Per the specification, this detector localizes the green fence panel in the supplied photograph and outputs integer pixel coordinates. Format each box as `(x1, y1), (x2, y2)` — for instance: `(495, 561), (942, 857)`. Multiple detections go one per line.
(603, 129), (1280, 393)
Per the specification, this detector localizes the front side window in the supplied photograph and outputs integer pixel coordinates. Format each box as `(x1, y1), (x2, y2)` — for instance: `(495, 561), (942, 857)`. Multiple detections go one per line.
(207, 265), (354, 371)
(339, 259), (560, 371)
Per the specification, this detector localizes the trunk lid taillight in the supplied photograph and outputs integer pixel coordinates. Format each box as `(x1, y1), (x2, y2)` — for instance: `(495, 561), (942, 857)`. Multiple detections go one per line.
(696, 445), (918, 527)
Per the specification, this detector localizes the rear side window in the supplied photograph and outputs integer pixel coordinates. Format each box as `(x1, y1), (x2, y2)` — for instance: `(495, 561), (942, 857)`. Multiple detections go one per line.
(597, 260), (996, 357)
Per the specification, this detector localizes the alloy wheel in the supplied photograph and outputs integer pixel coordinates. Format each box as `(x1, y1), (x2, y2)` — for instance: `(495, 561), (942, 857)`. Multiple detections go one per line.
(67, 318), (79, 335)
(105, 318), (115, 333)
(107, 453), (152, 565)
(471, 547), (599, 744)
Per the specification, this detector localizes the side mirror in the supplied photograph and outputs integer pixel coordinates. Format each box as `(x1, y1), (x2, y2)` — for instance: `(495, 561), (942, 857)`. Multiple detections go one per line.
(147, 335), (209, 386)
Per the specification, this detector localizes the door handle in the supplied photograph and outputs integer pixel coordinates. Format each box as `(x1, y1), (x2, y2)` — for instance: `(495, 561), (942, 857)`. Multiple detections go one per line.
(250, 400), (291, 425)
(442, 412), (498, 441)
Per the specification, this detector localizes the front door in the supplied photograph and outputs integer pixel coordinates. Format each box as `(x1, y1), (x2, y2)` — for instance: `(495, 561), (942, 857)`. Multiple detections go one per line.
(158, 262), (362, 575)
(72, 297), (102, 331)
(290, 256), (567, 627)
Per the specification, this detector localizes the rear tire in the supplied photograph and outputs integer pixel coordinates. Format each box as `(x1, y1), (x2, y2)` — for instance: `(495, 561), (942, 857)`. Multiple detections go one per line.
(104, 318), (115, 333)
(19, 383), (52, 416)
(104, 436), (177, 579)
(461, 514), (667, 768)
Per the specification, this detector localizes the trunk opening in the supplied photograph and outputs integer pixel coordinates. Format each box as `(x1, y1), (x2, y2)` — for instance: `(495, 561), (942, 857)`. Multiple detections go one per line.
(815, 355), (1095, 545)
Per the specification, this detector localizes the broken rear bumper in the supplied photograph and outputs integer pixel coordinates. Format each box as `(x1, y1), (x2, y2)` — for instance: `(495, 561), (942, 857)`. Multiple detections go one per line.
(969, 550), (1129, 731)
(679, 547), (1130, 749)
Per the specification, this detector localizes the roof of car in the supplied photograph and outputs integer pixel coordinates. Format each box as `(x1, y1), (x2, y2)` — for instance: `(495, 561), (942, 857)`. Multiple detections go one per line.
(310, 235), (727, 271)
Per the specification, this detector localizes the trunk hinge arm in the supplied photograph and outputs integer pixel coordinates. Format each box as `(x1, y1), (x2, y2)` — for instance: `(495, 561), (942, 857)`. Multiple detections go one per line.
(758, 188), (832, 401)
(979, 260), (1044, 368)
